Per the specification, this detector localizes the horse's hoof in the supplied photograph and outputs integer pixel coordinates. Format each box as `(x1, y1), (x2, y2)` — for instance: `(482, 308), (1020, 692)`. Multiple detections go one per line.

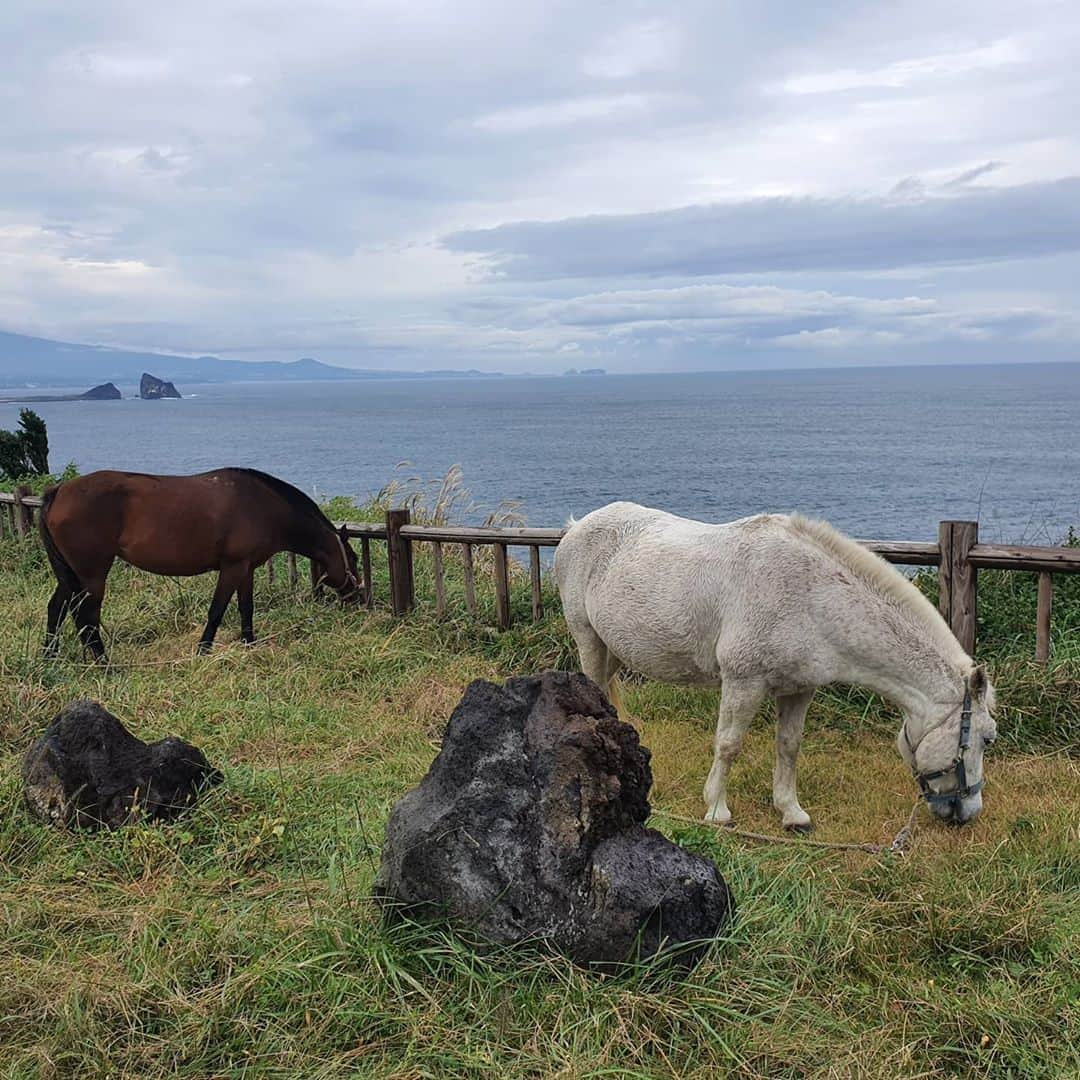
(784, 821), (814, 835)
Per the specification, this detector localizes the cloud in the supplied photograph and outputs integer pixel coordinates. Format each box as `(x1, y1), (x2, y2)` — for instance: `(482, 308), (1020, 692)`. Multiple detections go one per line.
(518, 284), (938, 327)
(944, 160), (1008, 187)
(443, 177), (1080, 279)
(581, 19), (681, 79)
(779, 38), (1025, 95)
(473, 93), (681, 133)
(473, 281), (1080, 358)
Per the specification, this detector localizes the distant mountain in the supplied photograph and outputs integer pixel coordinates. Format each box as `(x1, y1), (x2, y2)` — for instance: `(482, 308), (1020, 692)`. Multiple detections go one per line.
(0, 330), (498, 387)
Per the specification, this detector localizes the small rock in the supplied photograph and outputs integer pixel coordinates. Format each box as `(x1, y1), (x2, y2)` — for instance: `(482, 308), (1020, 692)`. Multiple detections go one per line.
(375, 671), (734, 968)
(22, 700), (220, 829)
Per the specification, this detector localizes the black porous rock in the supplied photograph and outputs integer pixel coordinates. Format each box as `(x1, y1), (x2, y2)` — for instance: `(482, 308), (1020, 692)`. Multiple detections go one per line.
(375, 671), (734, 968)
(22, 700), (221, 829)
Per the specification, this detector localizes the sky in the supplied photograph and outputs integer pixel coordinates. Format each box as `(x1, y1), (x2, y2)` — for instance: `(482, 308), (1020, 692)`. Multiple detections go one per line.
(2, 0), (1079, 373)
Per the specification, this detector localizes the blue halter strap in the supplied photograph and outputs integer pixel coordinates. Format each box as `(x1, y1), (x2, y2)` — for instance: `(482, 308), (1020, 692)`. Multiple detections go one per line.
(907, 691), (982, 812)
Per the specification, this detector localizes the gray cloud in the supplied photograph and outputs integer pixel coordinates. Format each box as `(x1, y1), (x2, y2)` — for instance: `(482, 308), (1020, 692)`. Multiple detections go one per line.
(443, 177), (1080, 280)
(944, 160), (1007, 187)
(517, 285), (938, 327)
(463, 281), (1080, 363)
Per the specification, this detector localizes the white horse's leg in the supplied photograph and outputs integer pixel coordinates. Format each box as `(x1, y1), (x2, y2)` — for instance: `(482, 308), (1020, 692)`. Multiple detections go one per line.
(569, 622), (625, 713)
(773, 689), (815, 832)
(574, 627), (608, 689)
(602, 651), (625, 715)
(703, 679), (766, 824)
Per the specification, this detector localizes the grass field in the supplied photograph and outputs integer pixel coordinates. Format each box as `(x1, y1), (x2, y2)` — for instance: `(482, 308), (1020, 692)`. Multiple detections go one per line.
(0, 516), (1077, 1079)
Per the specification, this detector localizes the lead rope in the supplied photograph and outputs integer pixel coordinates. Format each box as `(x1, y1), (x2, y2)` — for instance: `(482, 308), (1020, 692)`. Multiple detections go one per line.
(653, 797), (922, 857)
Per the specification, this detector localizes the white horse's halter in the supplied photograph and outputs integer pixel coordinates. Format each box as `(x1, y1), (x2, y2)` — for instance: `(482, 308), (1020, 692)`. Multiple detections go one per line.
(901, 691), (982, 818)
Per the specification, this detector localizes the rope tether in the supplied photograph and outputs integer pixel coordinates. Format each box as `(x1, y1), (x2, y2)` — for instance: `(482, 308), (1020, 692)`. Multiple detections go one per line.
(653, 798), (922, 857)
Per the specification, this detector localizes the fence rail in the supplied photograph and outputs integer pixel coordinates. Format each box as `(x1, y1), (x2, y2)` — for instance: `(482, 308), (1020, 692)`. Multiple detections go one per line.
(3, 487), (1077, 661)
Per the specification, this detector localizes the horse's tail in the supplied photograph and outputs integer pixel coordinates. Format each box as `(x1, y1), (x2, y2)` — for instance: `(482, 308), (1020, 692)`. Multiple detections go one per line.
(39, 487), (82, 594)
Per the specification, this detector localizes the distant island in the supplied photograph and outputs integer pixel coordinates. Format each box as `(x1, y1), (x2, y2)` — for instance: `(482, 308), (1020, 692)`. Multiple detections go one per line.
(0, 329), (505, 388)
(0, 382), (122, 404)
(563, 367), (606, 376)
(84, 382), (123, 400)
(141, 373), (182, 400)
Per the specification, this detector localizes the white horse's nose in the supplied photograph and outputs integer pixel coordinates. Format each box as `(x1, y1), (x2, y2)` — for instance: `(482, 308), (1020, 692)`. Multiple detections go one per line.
(959, 794), (984, 824)
(931, 793), (982, 825)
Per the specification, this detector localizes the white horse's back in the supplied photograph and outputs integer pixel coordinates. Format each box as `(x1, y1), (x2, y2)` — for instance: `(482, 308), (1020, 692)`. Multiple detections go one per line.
(555, 501), (850, 691)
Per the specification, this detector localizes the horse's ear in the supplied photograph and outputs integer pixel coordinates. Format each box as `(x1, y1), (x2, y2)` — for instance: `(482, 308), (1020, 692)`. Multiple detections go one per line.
(968, 664), (988, 700)
(338, 524), (349, 542)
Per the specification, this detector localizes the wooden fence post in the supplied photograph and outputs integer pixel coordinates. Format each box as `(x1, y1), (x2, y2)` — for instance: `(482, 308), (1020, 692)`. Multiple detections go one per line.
(529, 546), (543, 621)
(1035, 572), (1053, 664)
(432, 541), (446, 618)
(386, 508), (414, 615)
(493, 543), (512, 630)
(360, 537), (373, 609)
(461, 544), (477, 618)
(13, 486), (33, 537)
(938, 520), (978, 655)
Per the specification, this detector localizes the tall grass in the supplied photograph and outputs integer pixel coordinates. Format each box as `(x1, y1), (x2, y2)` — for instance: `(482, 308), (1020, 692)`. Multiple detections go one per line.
(0, 489), (1077, 1079)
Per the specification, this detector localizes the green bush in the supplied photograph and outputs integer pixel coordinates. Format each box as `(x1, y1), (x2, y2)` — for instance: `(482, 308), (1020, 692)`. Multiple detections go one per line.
(0, 409), (50, 481)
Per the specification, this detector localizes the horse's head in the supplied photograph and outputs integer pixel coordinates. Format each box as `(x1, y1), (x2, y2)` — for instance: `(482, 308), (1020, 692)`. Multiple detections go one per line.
(313, 525), (364, 604)
(898, 665), (997, 825)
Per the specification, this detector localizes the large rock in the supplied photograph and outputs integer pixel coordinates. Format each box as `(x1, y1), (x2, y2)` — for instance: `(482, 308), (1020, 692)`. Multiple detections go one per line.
(80, 382), (122, 400)
(140, 372), (181, 399)
(22, 701), (220, 829)
(376, 672), (734, 968)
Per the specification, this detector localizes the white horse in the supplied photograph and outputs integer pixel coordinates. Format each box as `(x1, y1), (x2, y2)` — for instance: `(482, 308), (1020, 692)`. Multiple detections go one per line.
(554, 502), (997, 830)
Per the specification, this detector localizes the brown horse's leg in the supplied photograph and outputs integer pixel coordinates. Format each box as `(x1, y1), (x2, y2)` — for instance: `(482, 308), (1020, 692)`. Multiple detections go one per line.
(71, 574), (109, 663)
(44, 584), (73, 656)
(310, 558), (327, 599)
(198, 568), (242, 653)
(237, 567), (256, 645)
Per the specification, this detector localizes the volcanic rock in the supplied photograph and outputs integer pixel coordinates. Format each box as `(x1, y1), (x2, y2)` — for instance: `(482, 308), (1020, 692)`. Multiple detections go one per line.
(22, 700), (220, 829)
(376, 671), (734, 968)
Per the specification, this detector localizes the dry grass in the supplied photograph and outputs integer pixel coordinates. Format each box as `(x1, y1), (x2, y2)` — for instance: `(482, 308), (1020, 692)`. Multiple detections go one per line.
(0, 524), (1077, 1079)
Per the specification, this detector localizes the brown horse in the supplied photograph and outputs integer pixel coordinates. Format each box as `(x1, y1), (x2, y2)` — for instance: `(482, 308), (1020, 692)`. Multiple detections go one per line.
(39, 468), (362, 660)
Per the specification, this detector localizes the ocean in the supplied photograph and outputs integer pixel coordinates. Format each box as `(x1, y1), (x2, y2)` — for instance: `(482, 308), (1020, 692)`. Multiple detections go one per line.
(3, 363), (1078, 545)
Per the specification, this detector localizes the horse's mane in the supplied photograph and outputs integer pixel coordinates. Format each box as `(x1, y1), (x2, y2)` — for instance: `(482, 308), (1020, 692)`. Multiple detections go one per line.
(233, 469), (335, 531)
(787, 514), (971, 666)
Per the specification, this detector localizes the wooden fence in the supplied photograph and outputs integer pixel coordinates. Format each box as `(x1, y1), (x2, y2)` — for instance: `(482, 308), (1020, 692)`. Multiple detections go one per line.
(3, 486), (1078, 662)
